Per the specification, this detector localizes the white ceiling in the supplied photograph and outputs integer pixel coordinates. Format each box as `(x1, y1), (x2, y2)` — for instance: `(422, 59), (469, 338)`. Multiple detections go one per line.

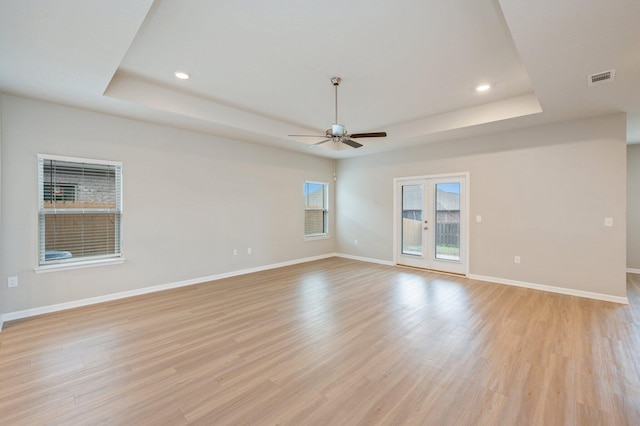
(1, 0), (639, 158)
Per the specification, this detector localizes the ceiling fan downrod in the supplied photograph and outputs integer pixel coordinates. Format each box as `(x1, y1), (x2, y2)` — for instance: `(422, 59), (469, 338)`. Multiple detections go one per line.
(330, 77), (344, 137)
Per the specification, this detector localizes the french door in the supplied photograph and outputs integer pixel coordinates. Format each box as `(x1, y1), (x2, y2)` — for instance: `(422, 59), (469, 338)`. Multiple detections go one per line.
(396, 175), (466, 275)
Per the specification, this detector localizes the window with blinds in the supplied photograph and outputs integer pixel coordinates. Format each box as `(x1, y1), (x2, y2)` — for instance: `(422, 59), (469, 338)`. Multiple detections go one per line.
(38, 155), (123, 266)
(304, 181), (328, 238)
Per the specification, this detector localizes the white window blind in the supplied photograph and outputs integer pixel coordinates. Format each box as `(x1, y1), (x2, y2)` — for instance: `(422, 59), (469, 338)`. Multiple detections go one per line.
(304, 181), (328, 237)
(38, 155), (123, 265)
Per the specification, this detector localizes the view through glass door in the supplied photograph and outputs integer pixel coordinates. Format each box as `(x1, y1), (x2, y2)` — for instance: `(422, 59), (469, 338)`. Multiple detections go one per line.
(397, 175), (466, 275)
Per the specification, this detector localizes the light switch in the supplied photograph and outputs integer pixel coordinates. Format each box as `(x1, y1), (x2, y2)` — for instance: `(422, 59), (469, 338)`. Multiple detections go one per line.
(604, 217), (613, 227)
(476, 215), (482, 223)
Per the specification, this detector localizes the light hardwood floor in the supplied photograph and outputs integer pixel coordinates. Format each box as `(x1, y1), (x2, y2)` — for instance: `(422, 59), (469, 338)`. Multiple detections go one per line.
(1, 257), (639, 425)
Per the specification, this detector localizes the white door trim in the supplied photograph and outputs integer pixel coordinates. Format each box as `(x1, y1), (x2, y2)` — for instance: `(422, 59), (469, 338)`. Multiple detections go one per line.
(393, 172), (470, 276)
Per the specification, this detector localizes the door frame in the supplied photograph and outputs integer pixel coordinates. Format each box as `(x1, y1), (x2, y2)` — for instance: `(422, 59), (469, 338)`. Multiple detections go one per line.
(393, 172), (470, 276)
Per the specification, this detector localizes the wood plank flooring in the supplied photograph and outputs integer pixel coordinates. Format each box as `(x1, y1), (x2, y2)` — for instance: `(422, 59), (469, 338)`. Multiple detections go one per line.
(1, 257), (639, 425)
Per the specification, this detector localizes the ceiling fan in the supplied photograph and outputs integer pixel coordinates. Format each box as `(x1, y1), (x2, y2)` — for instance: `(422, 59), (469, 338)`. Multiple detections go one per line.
(289, 77), (387, 148)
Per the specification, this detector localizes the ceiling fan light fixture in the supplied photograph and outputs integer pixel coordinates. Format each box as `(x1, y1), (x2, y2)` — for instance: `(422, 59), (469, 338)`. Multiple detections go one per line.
(174, 71), (190, 80)
(331, 123), (345, 136)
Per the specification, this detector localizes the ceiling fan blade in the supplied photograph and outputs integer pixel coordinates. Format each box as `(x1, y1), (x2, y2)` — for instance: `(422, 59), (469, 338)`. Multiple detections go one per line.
(309, 139), (331, 147)
(349, 132), (387, 138)
(288, 134), (327, 138)
(341, 139), (363, 148)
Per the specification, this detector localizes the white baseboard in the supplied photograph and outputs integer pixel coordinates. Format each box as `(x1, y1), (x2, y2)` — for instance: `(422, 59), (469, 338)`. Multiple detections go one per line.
(335, 253), (395, 266)
(626, 268), (640, 274)
(1, 253), (337, 325)
(468, 274), (629, 304)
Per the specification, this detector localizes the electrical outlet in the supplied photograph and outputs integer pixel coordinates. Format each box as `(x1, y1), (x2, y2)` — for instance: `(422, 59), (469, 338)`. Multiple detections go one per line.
(8, 276), (18, 288)
(354, 239), (358, 245)
(604, 217), (613, 227)
(247, 247), (252, 254)
(476, 215), (482, 223)
(233, 249), (238, 256)
(514, 256), (521, 264)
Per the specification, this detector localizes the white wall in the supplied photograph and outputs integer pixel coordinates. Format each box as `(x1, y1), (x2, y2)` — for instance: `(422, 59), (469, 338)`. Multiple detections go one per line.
(336, 114), (627, 299)
(0, 95), (336, 316)
(627, 144), (640, 270)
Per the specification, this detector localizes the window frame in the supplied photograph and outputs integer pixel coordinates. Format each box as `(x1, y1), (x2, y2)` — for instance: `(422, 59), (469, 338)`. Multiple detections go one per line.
(36, 154), (124, 272)
(304, 180), (329, 240)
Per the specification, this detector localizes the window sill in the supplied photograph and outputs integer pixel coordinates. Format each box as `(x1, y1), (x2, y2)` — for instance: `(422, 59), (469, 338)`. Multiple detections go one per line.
(35, 257), (126, 274)
(304, 234), (331, 241)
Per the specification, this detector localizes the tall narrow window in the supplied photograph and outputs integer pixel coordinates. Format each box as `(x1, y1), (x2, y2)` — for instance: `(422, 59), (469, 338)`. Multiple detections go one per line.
(401, 184), (423, 256)
(304, 181), (328, 238)
(38, 155), (123, 266)
(435, 182), (461, 261)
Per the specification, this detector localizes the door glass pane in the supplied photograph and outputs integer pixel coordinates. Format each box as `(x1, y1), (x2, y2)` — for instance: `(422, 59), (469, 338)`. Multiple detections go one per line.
(402, 185), (423, 256)
(435, 183), (460, 261)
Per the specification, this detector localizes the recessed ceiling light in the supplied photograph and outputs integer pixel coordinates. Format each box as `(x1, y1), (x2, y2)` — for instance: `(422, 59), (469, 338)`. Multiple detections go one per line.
(174, 71), (190, 80)
(476, 84), (491, 92)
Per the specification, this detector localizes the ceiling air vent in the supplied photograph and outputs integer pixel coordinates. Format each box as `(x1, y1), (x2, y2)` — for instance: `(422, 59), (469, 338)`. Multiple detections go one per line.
(588, 69), (615, 86)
